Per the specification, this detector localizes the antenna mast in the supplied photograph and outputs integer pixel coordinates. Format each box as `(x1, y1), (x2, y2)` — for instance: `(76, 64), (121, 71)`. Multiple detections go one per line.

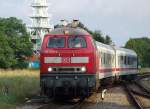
(30, 0), (52, 51)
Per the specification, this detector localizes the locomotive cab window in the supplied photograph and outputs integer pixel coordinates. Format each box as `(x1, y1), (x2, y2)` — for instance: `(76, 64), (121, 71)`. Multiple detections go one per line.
(47, 37), (65, 48)
(68, 36), (86, 48)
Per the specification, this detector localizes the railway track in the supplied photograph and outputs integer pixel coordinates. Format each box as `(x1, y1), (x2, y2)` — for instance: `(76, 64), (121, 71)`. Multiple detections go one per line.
(133, 81), (150, 95)
(36, 98), (86, 109)
(69, 98), (86, 109)
(123, 83), (144, 109)
(136, 72), (150, 80)
(123, 79), (150, 109)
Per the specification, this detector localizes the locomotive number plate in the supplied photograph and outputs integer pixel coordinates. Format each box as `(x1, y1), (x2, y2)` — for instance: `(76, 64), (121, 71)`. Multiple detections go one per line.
(62, 57), (71, 63)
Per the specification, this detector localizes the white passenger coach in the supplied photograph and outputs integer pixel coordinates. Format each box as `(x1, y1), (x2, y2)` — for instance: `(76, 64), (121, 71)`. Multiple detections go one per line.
(96, 41), (138, 80)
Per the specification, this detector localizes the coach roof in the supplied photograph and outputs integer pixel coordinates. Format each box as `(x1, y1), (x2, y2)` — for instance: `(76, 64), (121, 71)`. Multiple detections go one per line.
(115, 47), (137, 56)
(49, 27), (90, 35)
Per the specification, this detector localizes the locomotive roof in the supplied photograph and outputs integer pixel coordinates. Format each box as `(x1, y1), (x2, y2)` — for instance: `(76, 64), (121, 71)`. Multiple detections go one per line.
(49, 27), (90, 35)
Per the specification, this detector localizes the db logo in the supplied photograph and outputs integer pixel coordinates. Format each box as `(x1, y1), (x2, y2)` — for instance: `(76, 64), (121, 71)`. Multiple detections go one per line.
(62, 57), (70, 63)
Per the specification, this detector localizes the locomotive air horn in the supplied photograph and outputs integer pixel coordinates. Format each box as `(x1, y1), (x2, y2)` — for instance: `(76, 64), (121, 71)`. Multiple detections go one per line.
(71, 19), (79, 28)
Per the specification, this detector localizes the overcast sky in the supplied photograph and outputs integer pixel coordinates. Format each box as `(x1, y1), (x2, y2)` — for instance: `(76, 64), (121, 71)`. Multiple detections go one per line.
(0, 0), (150, 46)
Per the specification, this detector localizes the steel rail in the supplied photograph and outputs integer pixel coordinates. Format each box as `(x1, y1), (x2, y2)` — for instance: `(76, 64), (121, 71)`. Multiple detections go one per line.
(69, 98), (85, 109)
(131, 90), (150, 99)
(123, 82), (144, 109)
(136, 73), (150, 80)
(134, 81), (150, 94)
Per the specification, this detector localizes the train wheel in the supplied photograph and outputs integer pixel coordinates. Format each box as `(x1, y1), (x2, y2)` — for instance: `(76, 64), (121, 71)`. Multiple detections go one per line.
(121, 75), (135, 81)
(47, 88), (53, 97)
(40, 86), (46, 96)
(128, 75), (136, 81)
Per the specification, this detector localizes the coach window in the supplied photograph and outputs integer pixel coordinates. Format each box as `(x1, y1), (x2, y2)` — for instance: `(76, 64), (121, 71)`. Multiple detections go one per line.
(105, 53), (107, 65)
(125, 56), (128, 65)
(118, 56), (120, 65)
(103, 53), (106, 66)
(111, 55), (114, 65)
(108, 54), (111, 65)
(101, 52), (103, 65)
(102, 53), (105, 65)
(130, 56), (134, 65)
(68, 36), (86, 48)
(133, 57), (137, 67)
(128, 56), (131, 65)
(111, 54), (113, 65)
(130, 56), (134, 66)
(126, 56), (129, 65)
(120, 56), (124, 65)
(104, 53), (107, 65)
(104, 53), (106, 65)
(47, 37), (65, 48)
(101, 53), (103, 65)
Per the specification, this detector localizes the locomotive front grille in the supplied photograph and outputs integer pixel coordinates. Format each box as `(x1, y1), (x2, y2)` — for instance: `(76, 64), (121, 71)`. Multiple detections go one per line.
(49, 67), (85, 72)
(57, 68), (75, 72)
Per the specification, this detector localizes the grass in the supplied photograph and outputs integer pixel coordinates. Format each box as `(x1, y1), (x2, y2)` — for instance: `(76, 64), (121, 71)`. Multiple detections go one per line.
(139, 68), (150, 73)
(0, 69), (40, 109)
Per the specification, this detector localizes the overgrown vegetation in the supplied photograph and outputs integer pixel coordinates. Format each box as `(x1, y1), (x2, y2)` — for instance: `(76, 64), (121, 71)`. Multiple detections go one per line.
(125, 37), (150, 67)
(0, 69), (39, 109)
(0, 17), (33, 69)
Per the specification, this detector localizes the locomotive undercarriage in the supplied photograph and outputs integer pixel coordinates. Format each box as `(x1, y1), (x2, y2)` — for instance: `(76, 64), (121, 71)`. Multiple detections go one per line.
(40, 73), (96, 98)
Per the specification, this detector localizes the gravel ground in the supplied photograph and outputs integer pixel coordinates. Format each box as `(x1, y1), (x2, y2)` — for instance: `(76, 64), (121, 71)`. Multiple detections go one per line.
(140, 77), (150, 89)
(136, 95), (150, 109)
(16, 104), (42, 109)
(86, 86), (134, 109)
(16, 86), (135, 109)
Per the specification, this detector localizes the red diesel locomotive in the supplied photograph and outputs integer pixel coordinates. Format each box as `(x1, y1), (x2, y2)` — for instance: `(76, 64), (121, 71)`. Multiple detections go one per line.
(40, 27), (99, 97)
(40, 21), (138, 98)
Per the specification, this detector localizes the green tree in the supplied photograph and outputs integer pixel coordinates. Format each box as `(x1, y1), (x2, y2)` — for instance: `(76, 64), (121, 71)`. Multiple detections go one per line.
(77, 22), (113, 44)
(0, 32), (16, 68)
(105, 35), (112, 45)
(78, 22), (93, 34)
(92, 30), (105, 43)
(125, 37), (150, 67)
(0, 17), (33, 69)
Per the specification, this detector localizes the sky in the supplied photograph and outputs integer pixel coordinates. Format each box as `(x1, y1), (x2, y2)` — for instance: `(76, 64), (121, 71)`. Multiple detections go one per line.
(0, 0), (150, 46)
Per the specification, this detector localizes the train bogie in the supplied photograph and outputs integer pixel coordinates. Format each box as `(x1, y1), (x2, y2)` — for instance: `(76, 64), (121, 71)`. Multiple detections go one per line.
(40, 74), (96, 97)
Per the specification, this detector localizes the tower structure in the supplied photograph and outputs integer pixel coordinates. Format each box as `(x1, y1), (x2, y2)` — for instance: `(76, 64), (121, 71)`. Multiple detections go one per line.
(30, 0), (52, 51)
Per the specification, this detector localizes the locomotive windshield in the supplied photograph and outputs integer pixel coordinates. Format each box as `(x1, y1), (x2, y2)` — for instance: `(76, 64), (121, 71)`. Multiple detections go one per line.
(47, 37), (65, 48)
(68, 36), (86, 48)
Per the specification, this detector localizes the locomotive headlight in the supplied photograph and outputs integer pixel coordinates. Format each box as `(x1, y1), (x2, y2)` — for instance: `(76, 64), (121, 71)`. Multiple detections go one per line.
(81, 67), (86, 72)
(48, 67), (53, 72)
